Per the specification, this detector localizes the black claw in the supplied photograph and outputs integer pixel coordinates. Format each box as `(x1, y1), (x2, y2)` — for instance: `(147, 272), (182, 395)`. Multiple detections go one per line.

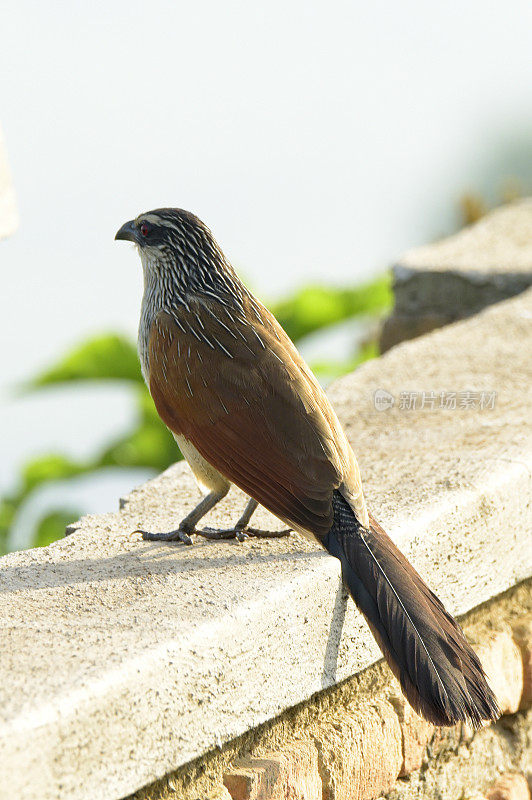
(197, 527), (239, 541)
(196, 526), (291, 542)
(134, 525), (291, 546)
(245, 527), (291, 538)
(136, 528), (194, 545)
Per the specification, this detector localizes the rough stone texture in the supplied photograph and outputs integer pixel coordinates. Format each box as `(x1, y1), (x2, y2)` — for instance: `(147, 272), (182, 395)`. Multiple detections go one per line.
(224, 765), (259, 800)
(313, 700), (403, 800)
(485, 773), (531, 800)
(380, 200), (532, 351)
(512, 618), (532, 709)
(0, 123), (17, 239)
(105, 583), (532, 800)
(218, 606), (532, 800)
(212, 790), (234, 800)
(1, 290), (532, 800)
(380, 311), (450, 353)
(389, 696), (434, 777)
(475, 630), (524, 715)
(223, 743), (322, 800)
(385, 705), (532, 800)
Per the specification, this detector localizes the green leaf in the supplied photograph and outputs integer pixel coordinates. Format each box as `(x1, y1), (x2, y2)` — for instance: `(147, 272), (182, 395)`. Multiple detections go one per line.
(0, 498), (18, 555)
(33, 511), (81, 549)
(21, 454), (85, 493)
(272, 274), (392, 342)
(0, 457), (85, 554)
(96, 386), (182, 471)
(28, 334), (143, 389)
(310, 340), (379, 384)
(98, 421), (180, 471)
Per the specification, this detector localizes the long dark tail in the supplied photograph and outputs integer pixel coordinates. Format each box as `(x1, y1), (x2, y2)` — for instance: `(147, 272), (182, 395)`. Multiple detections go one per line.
(323, 491), (499, 727)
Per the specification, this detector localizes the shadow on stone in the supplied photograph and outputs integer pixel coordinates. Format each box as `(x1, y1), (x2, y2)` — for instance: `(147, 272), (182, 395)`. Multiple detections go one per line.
(0, 543), (326, 594)
(321, 577), (349, 688)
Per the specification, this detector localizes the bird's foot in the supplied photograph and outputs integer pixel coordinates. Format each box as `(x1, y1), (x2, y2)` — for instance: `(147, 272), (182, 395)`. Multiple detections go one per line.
(135, 528), (194, 545)
(198, 526), (291, 542)
(244, 527), (292, 539)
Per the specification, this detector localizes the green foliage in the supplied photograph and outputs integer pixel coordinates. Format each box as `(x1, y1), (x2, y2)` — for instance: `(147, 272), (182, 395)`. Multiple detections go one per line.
(0, 498), (17, 554)
(29, 334), (142, 388)
(99, 387), (180, 471)
(3, 276), (389, 553)
(21, 453), (85, 493)
(34, 511), (81, 549)
(272, 275), (392, 342)
(0, 453), (87, 555)
(310, 340), (379, 385)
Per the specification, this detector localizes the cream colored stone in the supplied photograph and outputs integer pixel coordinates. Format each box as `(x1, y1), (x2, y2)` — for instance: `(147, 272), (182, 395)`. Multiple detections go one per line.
(401, 199), (532, 274)
(486, 773), (530, 800)
(310, 701), (402, 800)
(476, 631), (524, 715)
(381, 200), (532, 351)
(512, 617), (532, 708)
(216, 790), (235, 800)
(389, 695), (434, 777)
(224, 743), (322, 800)
(1, 290), (532, 800)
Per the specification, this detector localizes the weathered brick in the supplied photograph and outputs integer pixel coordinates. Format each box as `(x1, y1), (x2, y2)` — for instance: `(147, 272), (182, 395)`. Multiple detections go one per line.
(224, 765), (257, 800)
(485, 772), (530, 800)
(314, 700), (402, 800)
(223, 741), (322, 800)
(512, 616), (532, 708)
(476, 630), (523, 715)
(390, 695), (434, 776)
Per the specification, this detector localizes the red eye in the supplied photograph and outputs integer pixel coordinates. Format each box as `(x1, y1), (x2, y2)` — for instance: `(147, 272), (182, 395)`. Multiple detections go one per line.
(140, 223), (149, 237)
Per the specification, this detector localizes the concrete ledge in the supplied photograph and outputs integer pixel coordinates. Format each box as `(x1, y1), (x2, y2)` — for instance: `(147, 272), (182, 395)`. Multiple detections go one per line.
(0, 124), (17, 239)
(220, 594), (532, 800)
(1, 290), (531, 800)
(381, 200), (532, 350)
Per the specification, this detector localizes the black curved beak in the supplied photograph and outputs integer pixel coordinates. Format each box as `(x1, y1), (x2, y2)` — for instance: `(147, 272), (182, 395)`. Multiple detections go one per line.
(115, 220), (137, 242)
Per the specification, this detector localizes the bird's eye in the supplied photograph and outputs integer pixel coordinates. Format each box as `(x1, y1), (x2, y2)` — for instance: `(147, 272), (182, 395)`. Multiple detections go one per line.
(140, 223), (150, 237)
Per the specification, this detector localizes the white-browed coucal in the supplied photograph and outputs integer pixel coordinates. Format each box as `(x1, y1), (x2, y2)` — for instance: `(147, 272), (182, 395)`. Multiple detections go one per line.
(115, 208), (499, 728)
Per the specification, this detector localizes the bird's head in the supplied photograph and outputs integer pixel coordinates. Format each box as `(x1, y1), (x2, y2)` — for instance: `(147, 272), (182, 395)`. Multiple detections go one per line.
(115, 208), (234, 299)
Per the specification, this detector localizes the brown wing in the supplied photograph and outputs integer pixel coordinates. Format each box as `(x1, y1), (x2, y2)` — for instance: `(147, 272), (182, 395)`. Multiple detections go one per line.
(148, 297), (363, 537)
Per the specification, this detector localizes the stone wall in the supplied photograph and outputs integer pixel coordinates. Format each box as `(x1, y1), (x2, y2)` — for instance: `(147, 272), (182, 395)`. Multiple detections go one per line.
(380, 200), (532, 352)
(216, 582), (532, 800)
(1, 288), (531, 800)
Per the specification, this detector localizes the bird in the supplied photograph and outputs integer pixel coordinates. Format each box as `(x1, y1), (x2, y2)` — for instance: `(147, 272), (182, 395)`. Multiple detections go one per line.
(115, 208), (499, 728)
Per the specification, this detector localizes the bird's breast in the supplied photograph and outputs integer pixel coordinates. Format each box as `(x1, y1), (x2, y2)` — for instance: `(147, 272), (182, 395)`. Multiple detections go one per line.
(138, 273), (168, 385)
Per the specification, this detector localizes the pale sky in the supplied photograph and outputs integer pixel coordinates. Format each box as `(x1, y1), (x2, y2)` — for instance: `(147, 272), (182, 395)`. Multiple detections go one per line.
(1, 0), (531, 505)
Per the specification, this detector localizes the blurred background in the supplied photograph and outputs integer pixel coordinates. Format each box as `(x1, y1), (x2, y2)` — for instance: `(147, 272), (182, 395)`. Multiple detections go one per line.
(1, 0), (531, 552)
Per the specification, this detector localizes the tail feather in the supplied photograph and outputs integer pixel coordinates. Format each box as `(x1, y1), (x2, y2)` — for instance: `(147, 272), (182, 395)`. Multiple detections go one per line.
(323, 491), (500, 727)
